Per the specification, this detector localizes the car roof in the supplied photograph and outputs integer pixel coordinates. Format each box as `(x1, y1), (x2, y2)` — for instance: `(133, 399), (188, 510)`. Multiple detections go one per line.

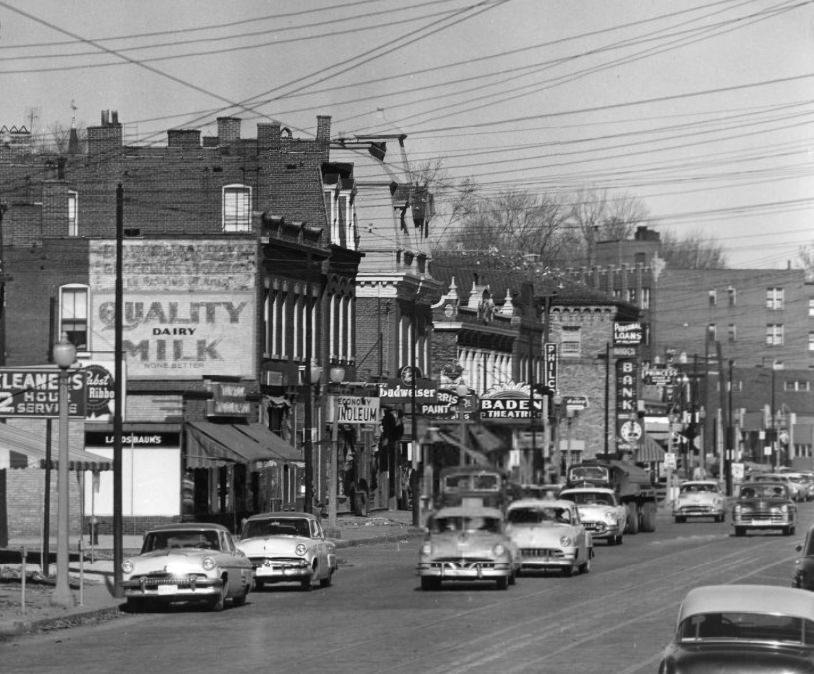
(144, 523), (231, 533)
(507, 498), (576, 509)
(434, 506), (504, 518)
(679, 585), (814, 621)
(245, 512), (317, 521)
(559, 487), (615, 494)
(680, 480), (718, 486)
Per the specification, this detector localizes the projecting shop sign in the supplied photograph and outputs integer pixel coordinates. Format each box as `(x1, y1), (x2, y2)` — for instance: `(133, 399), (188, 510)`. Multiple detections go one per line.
(327, 395), (380, 424)
(613, 322), (643, 346)
(0, 368), (87, 418)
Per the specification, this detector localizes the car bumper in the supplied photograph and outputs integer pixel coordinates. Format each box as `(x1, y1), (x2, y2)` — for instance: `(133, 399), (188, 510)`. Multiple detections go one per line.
(732, 519), (792, 529)
(583, 522), (621, 538)
(122, 576), (222, 599)
(416, 561), (512, 580)
(253, 562), (313, 582)
(517, 549), (577, 569)
(674, 507), (724, 518)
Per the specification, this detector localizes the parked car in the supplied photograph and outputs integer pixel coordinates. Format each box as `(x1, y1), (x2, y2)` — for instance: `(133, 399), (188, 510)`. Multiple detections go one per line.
(792, 523), (814, 591)
(732, 481), (797, 536)
(505, 498), (593, 576)
(416, 505), (518, 591)
(781, 472), (814, 502)
(658, 584), (814, 673)
(751, 473), (804, 502)
(237, 512), (337, 591)
(672, 480), (727, 523)
(121, 523), (253, 612)
(558, 486), (627, 545)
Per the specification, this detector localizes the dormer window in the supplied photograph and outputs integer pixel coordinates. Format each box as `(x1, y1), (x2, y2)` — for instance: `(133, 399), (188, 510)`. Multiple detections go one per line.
(222, 185), (251, 232)
(68, 191), (78, 236)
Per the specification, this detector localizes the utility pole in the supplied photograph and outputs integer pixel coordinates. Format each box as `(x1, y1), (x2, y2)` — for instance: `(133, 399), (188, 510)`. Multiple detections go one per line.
(113, 183), (124, 598)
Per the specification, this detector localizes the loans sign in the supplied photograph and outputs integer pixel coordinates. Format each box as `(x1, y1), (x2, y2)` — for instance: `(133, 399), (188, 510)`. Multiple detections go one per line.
(0, 368), (87, 418)
(326, 395), (380, 424)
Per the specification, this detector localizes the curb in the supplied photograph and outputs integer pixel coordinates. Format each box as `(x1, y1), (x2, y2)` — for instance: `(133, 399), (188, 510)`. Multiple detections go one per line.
(0, 605), (124, 641)
(332, 529), (424, 549)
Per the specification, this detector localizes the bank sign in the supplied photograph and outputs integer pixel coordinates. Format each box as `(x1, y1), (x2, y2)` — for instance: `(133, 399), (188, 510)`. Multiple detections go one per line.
(0, 368), (87, 418)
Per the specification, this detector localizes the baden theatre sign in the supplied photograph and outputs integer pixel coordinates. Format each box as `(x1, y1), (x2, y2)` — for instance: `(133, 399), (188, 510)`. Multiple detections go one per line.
(479, 382), (542, 423)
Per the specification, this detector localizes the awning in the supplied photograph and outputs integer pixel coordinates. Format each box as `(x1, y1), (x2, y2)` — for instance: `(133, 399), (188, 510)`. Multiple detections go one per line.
(637, 433), (666, 463)
(186, 421), (301, 469)
(436, 430), (492, 467)
(0, 423), (111, 471)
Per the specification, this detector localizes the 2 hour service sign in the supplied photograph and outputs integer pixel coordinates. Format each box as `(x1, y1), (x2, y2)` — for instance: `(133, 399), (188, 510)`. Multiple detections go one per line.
(0, 368), (87, 418)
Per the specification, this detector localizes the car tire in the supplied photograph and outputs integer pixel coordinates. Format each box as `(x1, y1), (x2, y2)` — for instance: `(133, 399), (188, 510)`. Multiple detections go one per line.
(626, 503), (640, 534)
(210, 580), (227, 611)
(579, 557), (591, 575)
(674, 516), (685, 524)
(254, 579), (265, 591)
(233, 583), (249, 606)
(319, 571), (333, 588)
(421, 577), (440, 591)
(641, 502), (657, 532)
(496, 576), (508, 590)
(301, 577), (312, 591)
(126, 597), (149, 613)
(562, 566), (574, 577)
(606, 535), (616, 546)
(734, 526), (746, 537)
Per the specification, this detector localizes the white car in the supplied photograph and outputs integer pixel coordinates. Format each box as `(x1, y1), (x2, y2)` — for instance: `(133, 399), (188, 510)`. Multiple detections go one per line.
(505, 499), (593, 577)
(558, 487), (627, 545)
(673, 480), (727, 523)
(238, 512), (337, 591)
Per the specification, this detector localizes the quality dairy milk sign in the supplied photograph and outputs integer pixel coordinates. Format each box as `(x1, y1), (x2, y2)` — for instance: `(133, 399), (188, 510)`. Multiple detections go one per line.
(89, 240), (256, 380)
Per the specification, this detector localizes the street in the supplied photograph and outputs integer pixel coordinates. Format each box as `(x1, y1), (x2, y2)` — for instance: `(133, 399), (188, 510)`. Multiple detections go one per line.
(0, 506), (807, 674)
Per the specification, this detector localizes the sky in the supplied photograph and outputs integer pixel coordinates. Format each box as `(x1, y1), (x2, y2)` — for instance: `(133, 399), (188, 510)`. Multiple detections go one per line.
(0, 0), (812, 269)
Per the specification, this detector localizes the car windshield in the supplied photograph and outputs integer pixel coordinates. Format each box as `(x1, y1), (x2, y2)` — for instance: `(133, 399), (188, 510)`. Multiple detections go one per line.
(561, 492), (612, 506)
(507, 506), (573, 525)
(678, 612), (814, 645)
(569, 466), (608, 482)
(680, 484), (716, 494)
(740, 484), (787, 499)
(243, 518), (311, 538)
(141, 529), (221, 553)
(431, 515), (502, 534)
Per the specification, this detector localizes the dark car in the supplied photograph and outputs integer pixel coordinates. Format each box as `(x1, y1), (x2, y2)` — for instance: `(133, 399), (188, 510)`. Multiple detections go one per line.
(658, 584), (814, 673)
(792, 523), (814, 590)
(731, 481), (797, 537)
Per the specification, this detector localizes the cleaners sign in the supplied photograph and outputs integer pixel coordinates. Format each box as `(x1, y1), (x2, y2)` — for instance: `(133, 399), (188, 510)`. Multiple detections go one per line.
(0, 368), (87, 418)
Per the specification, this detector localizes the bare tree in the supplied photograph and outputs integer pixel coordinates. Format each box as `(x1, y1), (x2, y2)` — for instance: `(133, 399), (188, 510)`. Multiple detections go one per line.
(658, 229), (728, 269)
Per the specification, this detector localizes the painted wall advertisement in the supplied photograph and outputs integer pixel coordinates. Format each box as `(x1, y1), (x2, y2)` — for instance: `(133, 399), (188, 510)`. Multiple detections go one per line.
(89, 240), (256, 380)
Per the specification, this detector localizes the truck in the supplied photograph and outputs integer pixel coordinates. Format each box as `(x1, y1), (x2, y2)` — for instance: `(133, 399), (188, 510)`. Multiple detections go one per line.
(564, 458), (658, 533)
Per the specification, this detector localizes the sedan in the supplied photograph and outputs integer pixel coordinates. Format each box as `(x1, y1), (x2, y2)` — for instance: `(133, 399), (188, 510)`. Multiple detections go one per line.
(238, 512), (337, 591)
(658, 584), (814, 673)
(673, 480), (727, 523)
(558, 487), (627, 545)
(416, 505), (518, 591)
(732, 481), (797, 536)
(121, 523), (253, 612)
(792, 523), (814, 590)
(505, 498), (593, 576)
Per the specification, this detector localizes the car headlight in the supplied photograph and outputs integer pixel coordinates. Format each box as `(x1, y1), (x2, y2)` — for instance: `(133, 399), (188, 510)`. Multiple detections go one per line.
(492, 543), (506, 556)
(604, 512), (616, 523)
(780, 504), (789, 514)
(420, 542), (432, 556)
(295, 543), (307, 556)
(202, 556), (216, 571)
(122, 560), (134, 574)
(560, 536), (573, 547)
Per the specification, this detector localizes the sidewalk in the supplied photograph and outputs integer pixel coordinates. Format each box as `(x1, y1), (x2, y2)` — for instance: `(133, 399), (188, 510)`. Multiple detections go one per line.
(0, 508), (423, 640)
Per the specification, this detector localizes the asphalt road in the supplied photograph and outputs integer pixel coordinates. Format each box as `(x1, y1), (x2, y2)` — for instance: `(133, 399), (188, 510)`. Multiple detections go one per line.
(1, 506), (809, 674)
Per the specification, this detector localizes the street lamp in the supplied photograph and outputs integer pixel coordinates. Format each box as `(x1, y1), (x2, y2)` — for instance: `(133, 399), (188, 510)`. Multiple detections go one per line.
(456, 380), (468, 466)
(52, 333), (77, 608)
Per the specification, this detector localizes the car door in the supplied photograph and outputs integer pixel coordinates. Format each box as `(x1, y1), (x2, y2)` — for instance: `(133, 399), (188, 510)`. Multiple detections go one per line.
(311, 520), (329, 576)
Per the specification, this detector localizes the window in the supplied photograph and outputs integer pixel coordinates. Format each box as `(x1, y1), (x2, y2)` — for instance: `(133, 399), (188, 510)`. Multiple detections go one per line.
(708, 289), (717, 306)
(785, 380), (811, 392)
(766, 287), (784, 310)
(766, 324), (784, 346)
(707, 324), (716, 342)
(728, 287), (736, 307)
(59, 285), (88, 351)
(222, 185), (251, 232)
(640, 287), (651, 309)
(728, 324), (736, 343)
(67, 191), (78, 236)
(561, 326), (581, 358)
(809, 299), (814, 318)
(809, 332), (814, 352)
(627, 288), (637, 304)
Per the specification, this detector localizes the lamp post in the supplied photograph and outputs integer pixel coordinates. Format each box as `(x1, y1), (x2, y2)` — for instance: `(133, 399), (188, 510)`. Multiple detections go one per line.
(456, 381), (468, 466)
(52, 333), (77, 608)
(327, 366), (345, 532)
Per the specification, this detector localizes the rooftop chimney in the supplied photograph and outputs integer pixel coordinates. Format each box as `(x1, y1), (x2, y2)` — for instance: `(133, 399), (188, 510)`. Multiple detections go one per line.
(217, 117), (241, 144)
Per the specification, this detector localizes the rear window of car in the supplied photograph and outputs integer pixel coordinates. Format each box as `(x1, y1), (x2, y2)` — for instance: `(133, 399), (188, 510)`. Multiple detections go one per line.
(142, 529), (220, 552)
(430, 515), (502, 534)
(678, 612), (814, 645)
(243, 519), (310, 538)
(507, 506), (573, 525)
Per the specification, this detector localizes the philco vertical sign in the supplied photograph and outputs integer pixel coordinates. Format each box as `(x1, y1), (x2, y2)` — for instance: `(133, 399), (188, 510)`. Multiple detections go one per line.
(543, 343), (558, 391)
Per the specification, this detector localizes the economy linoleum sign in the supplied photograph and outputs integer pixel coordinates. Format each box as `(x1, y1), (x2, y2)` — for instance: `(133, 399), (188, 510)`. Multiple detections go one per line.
(89, 240), (256, 379)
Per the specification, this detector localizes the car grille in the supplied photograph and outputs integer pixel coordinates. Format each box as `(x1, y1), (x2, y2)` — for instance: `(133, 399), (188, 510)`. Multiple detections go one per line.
(583, 521), (607, 533)
(521, 548), (564, 559)
(735, 508), (789, 523)
(127, 573), (208, 588)
(248, 556), (306, 568)
(678, 506), (714, 514)
(429, 557), (496, 570)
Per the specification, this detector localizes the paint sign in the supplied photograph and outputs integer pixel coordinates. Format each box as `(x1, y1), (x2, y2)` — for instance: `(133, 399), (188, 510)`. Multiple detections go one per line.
(0, 368), (87, 418)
